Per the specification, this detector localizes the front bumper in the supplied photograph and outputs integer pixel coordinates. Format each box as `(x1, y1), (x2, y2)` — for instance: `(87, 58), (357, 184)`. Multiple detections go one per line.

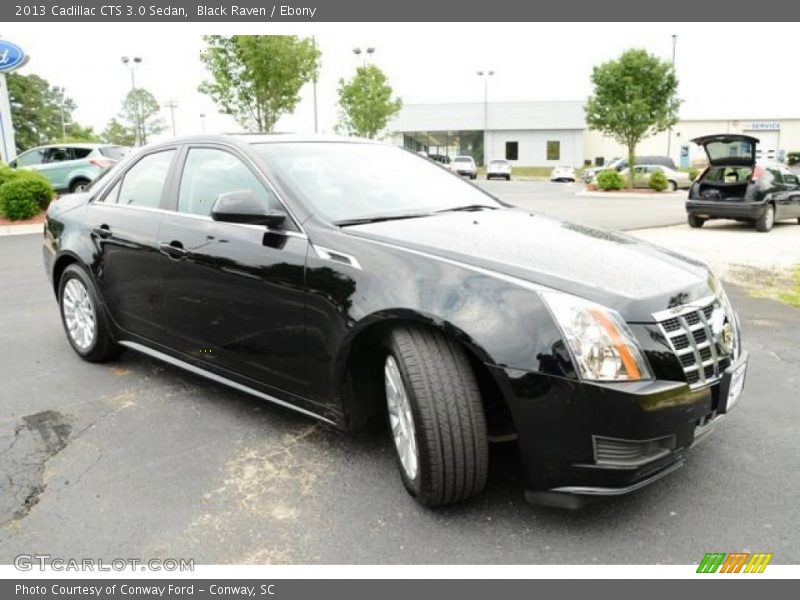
(686, 199), (765, 220)
(490, 350), (748, 507)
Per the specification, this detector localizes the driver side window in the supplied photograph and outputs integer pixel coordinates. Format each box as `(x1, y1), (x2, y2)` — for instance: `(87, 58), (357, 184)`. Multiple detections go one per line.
(178, 148), (277, 217)
(15, 148), (45, 167)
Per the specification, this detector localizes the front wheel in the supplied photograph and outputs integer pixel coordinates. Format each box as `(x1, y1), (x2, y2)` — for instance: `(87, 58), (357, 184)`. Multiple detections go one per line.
(688, 214), (705, 228)
(756, 204), (775, 232)
(59, 264), (121, 362)
(383, 325), (488, 507)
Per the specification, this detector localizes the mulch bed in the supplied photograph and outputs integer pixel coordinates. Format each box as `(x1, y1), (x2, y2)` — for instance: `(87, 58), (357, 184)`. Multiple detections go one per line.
(0, 211), (46, 227)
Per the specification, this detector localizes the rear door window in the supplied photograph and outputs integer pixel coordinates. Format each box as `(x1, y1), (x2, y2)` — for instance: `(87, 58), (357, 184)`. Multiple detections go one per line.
(15, 148), (45, 167)
(117, 150), (176, 209)
(99, 146), (126, 160)
(71, 147), (93, 160)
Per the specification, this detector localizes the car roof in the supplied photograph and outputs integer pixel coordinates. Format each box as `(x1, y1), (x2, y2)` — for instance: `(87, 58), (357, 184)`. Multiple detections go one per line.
(26, 142), (111, 150)
(139, 133), (383, 153)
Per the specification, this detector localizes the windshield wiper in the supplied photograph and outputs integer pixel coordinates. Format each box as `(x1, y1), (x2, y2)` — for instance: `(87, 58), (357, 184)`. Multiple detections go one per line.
(435, 204), (499, 213)
(334, 212), (433, 227)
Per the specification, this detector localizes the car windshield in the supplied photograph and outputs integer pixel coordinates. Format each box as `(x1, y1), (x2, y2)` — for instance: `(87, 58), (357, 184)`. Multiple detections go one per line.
(454, 157), (472, 163)
(254, 142), (500, 224)
(99, 145), (126, 160)
(490, 161), (508, 165)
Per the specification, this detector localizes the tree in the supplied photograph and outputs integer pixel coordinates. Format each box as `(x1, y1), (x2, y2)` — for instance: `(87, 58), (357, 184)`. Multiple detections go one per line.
(6, 73), (77, 151)
(336, 65), (402, 139)
(119, 88), (164, 145)
(585, 49), (680, 188)
(199, 35), (320, 132)
(101, 118), (136, 146)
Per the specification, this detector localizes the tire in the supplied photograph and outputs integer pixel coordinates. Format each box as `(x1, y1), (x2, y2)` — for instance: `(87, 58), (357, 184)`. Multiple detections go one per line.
(59, 264), (121, 362)
(383, 325), (488, 507)
(470, 174), (477, 180)
(506, 175), (511, 181)
(755, 203), (775, 232)
(688, 214), (705, 228)
(668, 180), (678, 192)
(69, 178), (91, 194)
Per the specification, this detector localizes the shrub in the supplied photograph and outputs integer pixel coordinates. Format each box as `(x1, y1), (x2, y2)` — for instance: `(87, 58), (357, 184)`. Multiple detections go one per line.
(12, 171), (55, 209)
(649, 169), (669, 192)
(0, 173), (54, 220)
(679, 166), (699, 181)
(596, 169), (623, 191)
(0, 164), (17, 188)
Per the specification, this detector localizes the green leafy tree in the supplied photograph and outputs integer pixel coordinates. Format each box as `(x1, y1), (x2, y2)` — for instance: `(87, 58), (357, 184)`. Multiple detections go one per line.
(336, 65), (402, 139)
(101, 118), (136, 146)
(585, 49), (680, 188)
(199, 35), (320, 132)
(120, 88), (165, 145)
(6, 73), (78, 151)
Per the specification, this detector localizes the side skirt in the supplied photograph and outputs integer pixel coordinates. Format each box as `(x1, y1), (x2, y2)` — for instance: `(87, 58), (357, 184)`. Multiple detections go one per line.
(118, 340), (337, 427)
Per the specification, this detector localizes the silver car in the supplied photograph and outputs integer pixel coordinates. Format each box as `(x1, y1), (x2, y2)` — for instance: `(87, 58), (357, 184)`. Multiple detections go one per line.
(621, 165), (692, 191)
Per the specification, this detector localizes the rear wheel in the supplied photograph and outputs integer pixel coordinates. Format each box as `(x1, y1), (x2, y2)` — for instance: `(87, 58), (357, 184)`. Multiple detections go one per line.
(59, 264), (121, 362)
(383, 325), (488, 507)
(668, 180), (678, 192)
(756, 203), (775, 232)
(69, 178), (91, 194)
(688, 214), (705, 228)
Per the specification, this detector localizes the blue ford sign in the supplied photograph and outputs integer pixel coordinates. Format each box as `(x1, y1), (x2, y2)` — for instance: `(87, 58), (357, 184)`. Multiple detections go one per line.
(0, 41), (27, 74)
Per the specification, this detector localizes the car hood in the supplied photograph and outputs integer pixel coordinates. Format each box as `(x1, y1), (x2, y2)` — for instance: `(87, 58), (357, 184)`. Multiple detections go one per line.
(345, 209), (714, 322)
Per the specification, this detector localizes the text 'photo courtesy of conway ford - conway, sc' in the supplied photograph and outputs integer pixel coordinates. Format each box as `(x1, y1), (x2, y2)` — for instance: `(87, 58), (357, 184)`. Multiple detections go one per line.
(43, 135), (748, 509)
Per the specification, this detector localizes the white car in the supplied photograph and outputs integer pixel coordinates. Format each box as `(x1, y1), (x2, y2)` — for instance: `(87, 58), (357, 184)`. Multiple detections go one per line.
(550, 165), (576, 182)
(486, 159), (512, 180)
(451, 155), (477, 179)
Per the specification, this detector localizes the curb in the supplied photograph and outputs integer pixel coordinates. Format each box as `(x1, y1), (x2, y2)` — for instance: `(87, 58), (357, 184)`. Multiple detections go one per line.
(0, 224), (42, 237)
(575, 191), (687, 199)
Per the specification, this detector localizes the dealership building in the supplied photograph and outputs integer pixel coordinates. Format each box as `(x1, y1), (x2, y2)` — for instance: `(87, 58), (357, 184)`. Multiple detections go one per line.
(389, 101), (800, 167)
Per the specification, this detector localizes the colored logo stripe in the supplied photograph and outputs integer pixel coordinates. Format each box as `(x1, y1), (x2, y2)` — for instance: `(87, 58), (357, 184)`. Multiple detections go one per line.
(697, 552), (773, 573)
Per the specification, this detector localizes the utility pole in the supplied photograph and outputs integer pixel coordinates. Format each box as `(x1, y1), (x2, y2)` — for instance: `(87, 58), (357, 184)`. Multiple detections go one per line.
(666, 35), (677, 159)
(164, 99), (178, 136)
(312, 36), (319, 134)
(121, 56), (142, 145)
(477, 70), (494, 167)
(54, 86), (66, 140)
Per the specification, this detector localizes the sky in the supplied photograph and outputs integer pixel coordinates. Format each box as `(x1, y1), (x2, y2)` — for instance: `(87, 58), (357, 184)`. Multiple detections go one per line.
(5, 22), (800, 143)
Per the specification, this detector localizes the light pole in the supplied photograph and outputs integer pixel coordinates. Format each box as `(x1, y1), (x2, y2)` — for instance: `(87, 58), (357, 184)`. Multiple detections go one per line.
(163, 99), (178, 137)
(666, 35), (677, 159)
(477, 70), (494, 166)
(121, 56), (142, 145)
(312, 36), (319, 134)
(54, 86), (66, 140)
(199, 113), (206, 134)
(352, 46), (375, 68)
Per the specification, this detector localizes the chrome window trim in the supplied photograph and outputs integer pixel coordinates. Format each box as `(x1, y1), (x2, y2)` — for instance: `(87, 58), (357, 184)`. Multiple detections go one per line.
(312, 245), (363, 270)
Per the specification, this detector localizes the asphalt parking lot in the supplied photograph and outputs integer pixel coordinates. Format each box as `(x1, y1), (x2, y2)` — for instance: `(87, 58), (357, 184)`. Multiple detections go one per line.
(1, 188), (798, 565)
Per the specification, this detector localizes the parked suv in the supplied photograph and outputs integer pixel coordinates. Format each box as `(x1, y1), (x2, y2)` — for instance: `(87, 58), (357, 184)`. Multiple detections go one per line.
(686, 134), (800, 232)
(10, 143), (125, 193)
(583, 155), (677, 183)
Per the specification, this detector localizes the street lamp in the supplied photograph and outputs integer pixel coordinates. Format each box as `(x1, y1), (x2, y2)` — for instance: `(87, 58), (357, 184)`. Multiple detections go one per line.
(199, 113), (206, 134)
(352, 46), (375, 67)
(163, 99), (178, 137)
(121, 56), (143, 145)
(477, 70), (494, 166)
(666, 35), (677, 159)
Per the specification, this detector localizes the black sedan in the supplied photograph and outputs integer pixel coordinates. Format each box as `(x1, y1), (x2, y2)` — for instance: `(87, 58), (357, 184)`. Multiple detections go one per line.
(43, 135), (748, 508)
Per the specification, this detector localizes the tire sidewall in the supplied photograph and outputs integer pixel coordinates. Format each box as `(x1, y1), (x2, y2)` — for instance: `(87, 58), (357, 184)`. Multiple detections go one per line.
(59, 265), (101, 357)
(382, 343), (424, 498)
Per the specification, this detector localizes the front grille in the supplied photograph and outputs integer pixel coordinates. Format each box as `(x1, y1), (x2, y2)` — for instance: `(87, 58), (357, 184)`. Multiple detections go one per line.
(594, 435), (676, 467)
(655, 297), (736, 389)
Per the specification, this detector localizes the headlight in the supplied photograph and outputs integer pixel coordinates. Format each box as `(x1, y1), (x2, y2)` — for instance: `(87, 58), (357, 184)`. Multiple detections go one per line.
(541, 292), (653, 381)
(709, 271), (741, 358)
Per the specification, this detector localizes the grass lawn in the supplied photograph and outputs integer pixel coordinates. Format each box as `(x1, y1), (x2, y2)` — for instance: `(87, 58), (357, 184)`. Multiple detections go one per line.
(777, 265), (800, 308)
(476, 166), (562, 179)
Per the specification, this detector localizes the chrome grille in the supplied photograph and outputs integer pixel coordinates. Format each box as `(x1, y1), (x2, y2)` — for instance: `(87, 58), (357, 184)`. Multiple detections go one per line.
(654, 296), (736, 389)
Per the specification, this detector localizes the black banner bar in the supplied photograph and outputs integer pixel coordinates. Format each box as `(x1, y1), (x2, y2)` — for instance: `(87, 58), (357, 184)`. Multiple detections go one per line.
(3, 0), (799, 22)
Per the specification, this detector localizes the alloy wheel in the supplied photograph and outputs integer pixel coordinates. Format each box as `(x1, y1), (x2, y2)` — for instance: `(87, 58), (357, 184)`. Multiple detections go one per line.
(62, 278), (96, 351)
(385, 355), (419, 480)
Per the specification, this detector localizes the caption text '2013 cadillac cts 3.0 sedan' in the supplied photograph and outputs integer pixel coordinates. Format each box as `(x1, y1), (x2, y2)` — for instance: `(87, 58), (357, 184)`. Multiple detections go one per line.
(43, 135), (748, 508)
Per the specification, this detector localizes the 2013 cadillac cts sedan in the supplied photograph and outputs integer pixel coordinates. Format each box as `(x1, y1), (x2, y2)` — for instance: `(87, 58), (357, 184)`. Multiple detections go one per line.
(43, 135), (749, 508)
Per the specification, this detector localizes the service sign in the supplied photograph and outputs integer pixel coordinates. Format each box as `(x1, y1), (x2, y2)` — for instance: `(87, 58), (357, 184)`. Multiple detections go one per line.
(0, 40), (27, 73)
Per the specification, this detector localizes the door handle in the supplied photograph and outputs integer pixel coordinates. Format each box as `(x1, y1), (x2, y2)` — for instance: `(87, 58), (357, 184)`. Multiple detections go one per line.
(92, 224), (112, 239)
(159, 241), (188, 259)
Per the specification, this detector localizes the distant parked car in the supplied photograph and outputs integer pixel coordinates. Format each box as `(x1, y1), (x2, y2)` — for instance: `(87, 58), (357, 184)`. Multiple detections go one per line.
(450, 155), (477, 179)
(686, 134), (800, 232)
(583, 155), (677, 183)
(9, 143), (125, 193)
(550, 165), (576, 182)
(620, 165), (691, 191)
(486, 159), (511, 180)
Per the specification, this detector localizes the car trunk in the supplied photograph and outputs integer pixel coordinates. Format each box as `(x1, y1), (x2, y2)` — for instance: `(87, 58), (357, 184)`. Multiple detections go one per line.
(691, 134), (759, 201)
(695, 166), (754, 201)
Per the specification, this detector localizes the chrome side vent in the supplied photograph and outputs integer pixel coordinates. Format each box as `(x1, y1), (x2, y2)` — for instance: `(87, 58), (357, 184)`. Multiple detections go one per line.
(593, 435), (676, 467)
(313, 245), (362, 270)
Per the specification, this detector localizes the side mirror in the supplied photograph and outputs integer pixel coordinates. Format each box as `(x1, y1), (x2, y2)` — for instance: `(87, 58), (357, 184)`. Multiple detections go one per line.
(211, 190), (287, 228)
